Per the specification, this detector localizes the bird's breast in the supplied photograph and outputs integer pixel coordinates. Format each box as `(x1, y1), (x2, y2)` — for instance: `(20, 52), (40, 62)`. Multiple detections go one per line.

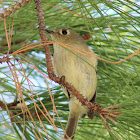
(53, 44), (97, 101)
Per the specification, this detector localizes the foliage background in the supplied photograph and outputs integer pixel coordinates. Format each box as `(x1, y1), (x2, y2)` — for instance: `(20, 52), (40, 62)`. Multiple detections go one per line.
(0, 0), (140, 140)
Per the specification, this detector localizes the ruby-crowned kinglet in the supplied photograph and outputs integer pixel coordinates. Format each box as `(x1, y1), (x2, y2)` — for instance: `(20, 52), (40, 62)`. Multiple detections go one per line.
(46, 28), (97, 139)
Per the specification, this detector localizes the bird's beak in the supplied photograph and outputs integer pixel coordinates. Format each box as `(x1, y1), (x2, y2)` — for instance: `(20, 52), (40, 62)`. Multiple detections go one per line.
(46, 29), (54, 34)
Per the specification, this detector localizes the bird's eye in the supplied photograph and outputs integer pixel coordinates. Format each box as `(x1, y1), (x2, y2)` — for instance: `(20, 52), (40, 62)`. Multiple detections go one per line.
(62, 30), (67, 35)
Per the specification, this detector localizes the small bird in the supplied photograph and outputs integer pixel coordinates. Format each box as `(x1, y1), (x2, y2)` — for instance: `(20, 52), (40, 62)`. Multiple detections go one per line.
(46, 28), (97, 139)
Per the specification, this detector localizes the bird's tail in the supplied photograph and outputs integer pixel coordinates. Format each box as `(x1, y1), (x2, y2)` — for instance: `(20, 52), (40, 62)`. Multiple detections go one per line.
(64, 113), (79, 139)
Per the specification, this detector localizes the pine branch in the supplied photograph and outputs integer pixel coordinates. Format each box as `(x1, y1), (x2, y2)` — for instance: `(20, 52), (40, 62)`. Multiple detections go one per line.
(0, 0), (32, 21)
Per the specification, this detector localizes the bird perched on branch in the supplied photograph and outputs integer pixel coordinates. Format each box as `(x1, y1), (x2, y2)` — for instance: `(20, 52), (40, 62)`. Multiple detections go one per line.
(46, 28), (97, 139)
